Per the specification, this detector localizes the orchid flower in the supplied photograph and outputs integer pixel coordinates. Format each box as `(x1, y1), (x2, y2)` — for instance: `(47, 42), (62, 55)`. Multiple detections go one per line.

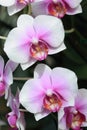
(19, 63), (78, 121)
(58, 89), (87, 130)
(32, 0), (82, 18)
(0, 55), (18, 99)
(0, 0), (41, 15)
(4, 14), (66, 70)
(7, 89), (26, 130)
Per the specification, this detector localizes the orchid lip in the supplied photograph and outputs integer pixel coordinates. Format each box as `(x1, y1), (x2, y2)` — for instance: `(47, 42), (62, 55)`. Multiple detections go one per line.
(30, 40), (48, 61)
(66, 109), (86, 130)
(17, 0), (28, 4)
(48, 1), (67, 18)
(7, 113), (17, 128)
(71, 112), (86, 129)
(43, 92), (62, 112)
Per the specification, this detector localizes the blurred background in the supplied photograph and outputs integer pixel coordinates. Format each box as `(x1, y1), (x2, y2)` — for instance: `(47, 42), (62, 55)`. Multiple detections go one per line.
(0, 0), (87, 129)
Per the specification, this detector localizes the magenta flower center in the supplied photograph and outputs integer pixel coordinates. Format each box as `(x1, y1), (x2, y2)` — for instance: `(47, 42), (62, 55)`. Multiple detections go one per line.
(70, 112), (85, 130)
(48, 2), (67, 18)
(43, 94), (62, 112)
(30, 40), (48, 61)
(0, 82), (5, 97)
(7, 113), (17, 128)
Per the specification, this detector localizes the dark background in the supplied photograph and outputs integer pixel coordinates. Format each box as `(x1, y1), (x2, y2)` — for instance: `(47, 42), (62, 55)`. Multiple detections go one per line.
(0, 0), (87, 129)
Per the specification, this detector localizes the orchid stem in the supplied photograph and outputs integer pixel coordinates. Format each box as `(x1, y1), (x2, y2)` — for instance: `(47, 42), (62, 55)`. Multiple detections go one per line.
(65, 28), (75, 34)
(28, 4), (32, 15)
(0, 36), (6, 40)
(13, 77), (31, 81)
(19, 109), (28, 112)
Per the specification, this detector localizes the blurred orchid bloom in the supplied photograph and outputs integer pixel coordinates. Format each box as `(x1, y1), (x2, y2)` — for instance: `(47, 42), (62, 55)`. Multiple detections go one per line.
(32, 0), (82, 18)
(7, 89), (26, 130)
(19, 64), (78, 121)
(0, 56), (18, 99)
(4, 14), (66, 70)
(59, 89), (87, 130)
(0, 0), (41, 15)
